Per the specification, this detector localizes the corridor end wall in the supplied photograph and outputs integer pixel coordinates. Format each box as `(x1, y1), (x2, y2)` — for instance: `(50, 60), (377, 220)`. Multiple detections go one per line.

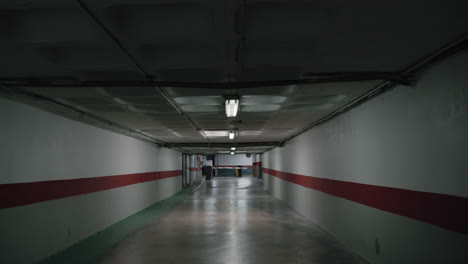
(262, 49), (468, 263)
(0, 98), (182, 264)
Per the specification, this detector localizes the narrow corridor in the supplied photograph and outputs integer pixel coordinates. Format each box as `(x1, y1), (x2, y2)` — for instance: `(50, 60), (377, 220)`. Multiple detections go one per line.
(93, 177), (364, 264)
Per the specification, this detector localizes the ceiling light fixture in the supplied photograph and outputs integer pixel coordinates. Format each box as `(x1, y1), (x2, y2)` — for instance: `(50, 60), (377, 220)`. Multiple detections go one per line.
(228, 131), (235, 140)
(231, 147), (236, 150)
(225, 97), (239, 117)
(201, 130), (229, 137)
(230, 151), (235, 155)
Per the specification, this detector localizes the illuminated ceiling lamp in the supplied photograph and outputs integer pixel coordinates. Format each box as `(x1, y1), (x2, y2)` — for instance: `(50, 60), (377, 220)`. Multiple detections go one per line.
(225, 96), (239, 117)
(228, 131), (235, 140)
(230, 151), (235, 155)
(231, 147), (236, 150)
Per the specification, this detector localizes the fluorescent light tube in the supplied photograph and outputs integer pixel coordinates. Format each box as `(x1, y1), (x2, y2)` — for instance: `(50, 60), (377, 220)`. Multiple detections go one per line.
(231, 147), (236, 150)
(202, 130), (229, 137)
(229, 131), (235, 140)
(225, 99), (239, 117)
(230, 152), (235, 155)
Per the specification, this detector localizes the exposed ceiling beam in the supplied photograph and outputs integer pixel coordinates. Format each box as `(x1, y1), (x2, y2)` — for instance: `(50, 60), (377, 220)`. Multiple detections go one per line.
(0, 85), (167, 146)
(74, 0), (205, 137)
(156, 87), (202, 132)
(74, 0), (152, 80)
(0, 72), (411, 88)
(402, 31), (468, 78)
(279, 32), (468, 147)
(167, 142), (279, 148)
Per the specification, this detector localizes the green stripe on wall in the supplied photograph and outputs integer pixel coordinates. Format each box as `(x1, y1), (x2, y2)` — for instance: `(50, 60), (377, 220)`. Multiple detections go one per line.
(35, 189), (190, 264)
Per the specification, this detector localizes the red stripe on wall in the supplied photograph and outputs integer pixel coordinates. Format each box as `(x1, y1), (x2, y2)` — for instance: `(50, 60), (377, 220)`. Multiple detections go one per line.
(189, 167), (200, 171)
(253, 162), (262, 166)
(0, 170), (181, 209)
(263, 167), (468, 235)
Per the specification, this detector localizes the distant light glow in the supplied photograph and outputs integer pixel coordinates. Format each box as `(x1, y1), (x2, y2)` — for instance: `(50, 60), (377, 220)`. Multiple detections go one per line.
(230, 151), (235, 155)
(229, 131), (235, 140)
(231, 147), (236, 150)
(201, 130), (229, 137)
(225, 99), (239, 117)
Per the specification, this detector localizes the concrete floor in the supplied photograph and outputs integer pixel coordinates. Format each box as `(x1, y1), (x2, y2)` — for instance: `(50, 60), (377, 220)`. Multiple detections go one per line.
(93, 177), (365, 264)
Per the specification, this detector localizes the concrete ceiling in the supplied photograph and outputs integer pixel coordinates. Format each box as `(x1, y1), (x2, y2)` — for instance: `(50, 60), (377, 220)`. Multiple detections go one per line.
(1, 0), (468, 154)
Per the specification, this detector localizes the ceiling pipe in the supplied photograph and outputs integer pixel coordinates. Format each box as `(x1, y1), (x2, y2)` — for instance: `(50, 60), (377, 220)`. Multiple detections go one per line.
(74, 0), (151, 80)
(279, 32), (468, 147)
(156, 87), (202, 131)
(0, 86), (167, 146)
(167, 142), (279, 148)
(0, 72), (412, 88)
(4, 1), (465, 154)
(74, 0), (204, 138)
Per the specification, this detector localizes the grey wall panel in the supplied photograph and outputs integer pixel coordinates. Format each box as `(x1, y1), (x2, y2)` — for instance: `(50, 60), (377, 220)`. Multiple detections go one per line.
(263, 174), (468, 263)
(0, 99), (181, 184)
(263, 49), (468, 263)
(0, 99), (182, 264)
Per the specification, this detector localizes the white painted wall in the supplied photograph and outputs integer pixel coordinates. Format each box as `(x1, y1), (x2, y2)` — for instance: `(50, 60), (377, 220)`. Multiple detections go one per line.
(263, 49), (468, 263)
(216, 154), (253, 166)
(0, 98), (182, 264)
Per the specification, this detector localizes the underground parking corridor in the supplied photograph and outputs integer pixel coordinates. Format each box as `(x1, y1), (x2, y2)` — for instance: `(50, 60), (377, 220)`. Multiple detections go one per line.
(93, 177), (363, 264)
(1, 1), (468, 263)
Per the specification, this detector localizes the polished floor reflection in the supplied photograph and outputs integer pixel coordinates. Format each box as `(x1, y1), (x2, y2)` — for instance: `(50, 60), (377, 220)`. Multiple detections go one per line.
(93, 177), (364, 264)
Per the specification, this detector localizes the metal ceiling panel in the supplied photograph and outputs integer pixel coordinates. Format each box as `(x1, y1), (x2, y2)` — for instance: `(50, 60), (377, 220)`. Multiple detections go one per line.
(2, 0), (468, 153)
(241, 95), (287, 105)
(174, 96), (224, 105)
(241, 105), (281, 112)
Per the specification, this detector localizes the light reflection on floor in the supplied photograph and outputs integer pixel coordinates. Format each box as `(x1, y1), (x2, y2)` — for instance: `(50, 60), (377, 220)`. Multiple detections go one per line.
(93, 177), (364, 264)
